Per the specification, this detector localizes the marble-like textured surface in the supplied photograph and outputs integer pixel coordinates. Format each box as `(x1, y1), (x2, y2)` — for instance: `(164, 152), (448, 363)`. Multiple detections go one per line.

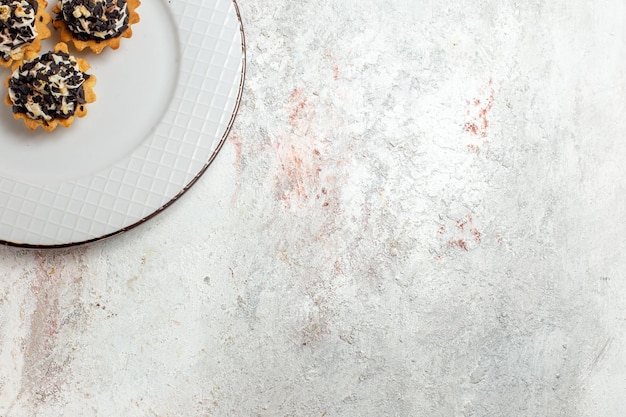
(1, 0), (626, 415)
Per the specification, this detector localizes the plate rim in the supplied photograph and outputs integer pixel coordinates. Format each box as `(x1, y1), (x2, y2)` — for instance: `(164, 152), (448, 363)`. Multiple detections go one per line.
(0, 0), (246, 249)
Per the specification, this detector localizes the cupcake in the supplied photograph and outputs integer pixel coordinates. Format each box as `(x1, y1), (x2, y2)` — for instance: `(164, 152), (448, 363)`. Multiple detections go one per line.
(0, 0), (52, 67)
(4, 42), (96, 131)
(52, 0), (140, 54)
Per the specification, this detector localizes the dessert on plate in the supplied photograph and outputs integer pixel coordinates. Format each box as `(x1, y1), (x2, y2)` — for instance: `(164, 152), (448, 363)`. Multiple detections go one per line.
(52, 0), (140, 54)
(0, 0), (52, 67)
(4, 42), (96, 131)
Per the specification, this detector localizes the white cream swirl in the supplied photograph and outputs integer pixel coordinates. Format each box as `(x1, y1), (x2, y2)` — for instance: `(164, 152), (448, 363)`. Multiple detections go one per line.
(8, 50), (89, 121)
(0, 0), (38, 61)
(59, 0), (128, 40)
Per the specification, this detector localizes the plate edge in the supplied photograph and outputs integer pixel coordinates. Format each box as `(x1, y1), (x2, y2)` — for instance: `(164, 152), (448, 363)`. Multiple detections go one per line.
(0, 0), (247, 250)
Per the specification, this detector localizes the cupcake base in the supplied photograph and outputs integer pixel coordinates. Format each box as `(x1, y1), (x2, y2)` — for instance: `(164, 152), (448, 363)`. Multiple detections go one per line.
(0, 0), (52, 68)
(52, 0), (140, 54)
(4, 42), (96, 132)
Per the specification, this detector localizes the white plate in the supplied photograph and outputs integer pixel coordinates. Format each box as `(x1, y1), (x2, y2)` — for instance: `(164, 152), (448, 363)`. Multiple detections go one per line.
(0, 0), (245, 247)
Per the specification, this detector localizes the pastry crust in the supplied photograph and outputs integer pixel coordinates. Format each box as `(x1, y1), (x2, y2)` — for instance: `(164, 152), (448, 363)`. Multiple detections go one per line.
(4, 42), (96, 131)
(52, 0), (140, 54)
(0, 0), (52, 68)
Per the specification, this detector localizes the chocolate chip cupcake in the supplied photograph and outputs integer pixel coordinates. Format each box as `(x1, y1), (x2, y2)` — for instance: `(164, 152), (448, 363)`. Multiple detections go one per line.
(0, 0), (52, 67)
(52, 0), (140, 54)
(4, 42), (96, 131)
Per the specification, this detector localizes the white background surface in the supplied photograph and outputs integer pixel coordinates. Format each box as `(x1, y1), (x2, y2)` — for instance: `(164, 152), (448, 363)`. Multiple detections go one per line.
(1, 0), (626, 415)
